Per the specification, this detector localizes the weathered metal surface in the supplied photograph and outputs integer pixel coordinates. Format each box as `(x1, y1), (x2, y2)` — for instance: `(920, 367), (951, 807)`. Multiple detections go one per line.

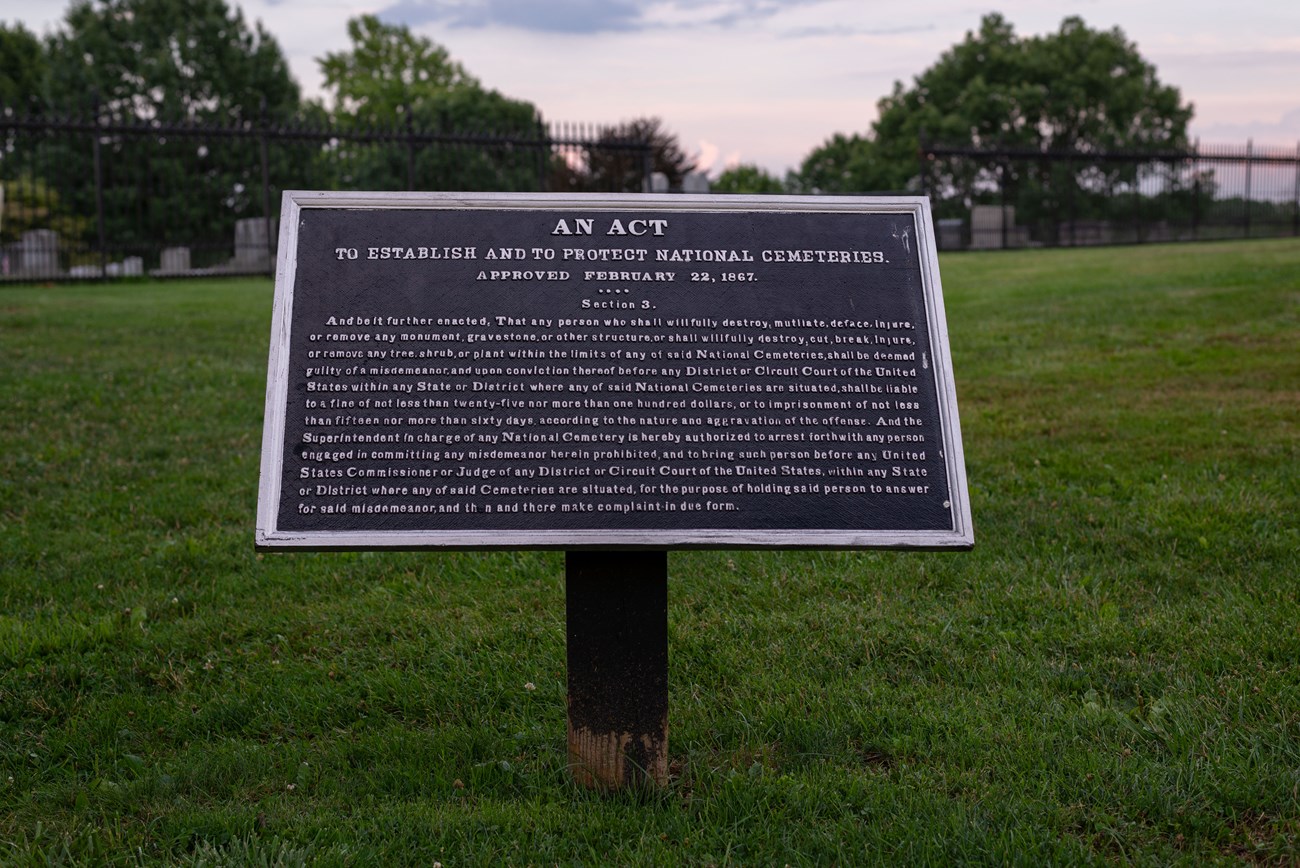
(565, 551), (668, 789)
(256, 191), (973, 551)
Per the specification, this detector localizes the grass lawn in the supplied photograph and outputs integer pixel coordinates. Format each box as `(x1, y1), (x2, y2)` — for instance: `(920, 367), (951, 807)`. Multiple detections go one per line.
(1, 238), (1297, 865)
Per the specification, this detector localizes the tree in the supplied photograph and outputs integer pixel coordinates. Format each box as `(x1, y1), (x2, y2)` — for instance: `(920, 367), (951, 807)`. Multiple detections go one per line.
(795, 14), (1193, 193)
(317, 15), (543, 192)
(46, 0), (299, 122)
(0, 24), (54, 239)
(31, 0), (301, 260)
(791, 134), (897, 194)
(319, 15), (476, 128)
(558, 117), (695, 193)
(0, 173), (88, 245)
(713, 163), (785, 194)
(0, 22), (47, 110)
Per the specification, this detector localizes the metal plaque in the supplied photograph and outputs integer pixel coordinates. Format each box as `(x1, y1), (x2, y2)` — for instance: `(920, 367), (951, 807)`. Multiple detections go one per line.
(256, 192), (972, 550)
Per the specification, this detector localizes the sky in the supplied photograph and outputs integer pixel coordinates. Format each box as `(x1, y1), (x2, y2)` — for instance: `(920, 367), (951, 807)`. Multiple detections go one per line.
(4, 0), (1298, 176)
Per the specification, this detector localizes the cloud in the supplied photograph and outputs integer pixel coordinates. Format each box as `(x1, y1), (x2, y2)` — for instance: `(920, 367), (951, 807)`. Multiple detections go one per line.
(378, 0), (641, 33)
(696, 139), (720, 172)
(376, 0), (829, 35)
(1193, 106), (1300, 146)
(1160, 49), (1300, 72)
(694, 0), (825, 29)
(781, 23), (935, 39)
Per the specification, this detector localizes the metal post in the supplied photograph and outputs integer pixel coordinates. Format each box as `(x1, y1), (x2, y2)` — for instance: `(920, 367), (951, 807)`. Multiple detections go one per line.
(91, 93), (108, 278)
(1244, 139), (1253, 238)
(1192, 140), (1201, 241)
(917, 129), (928, 200)
(0, 102), (7, 245)
(141, 136), (152, 268)
(536, 118), (549, 192)
(1041, 156), (1052, 246)
(1133, 155), (1143, 244)
(641, 141), (654, 195)
(999, 161), (1009, 249)
(565, 551), (668, 790)
(259, 98), (274, 272)
(1293, 140), (1299, 237)
(406, 107), (416, 192)
(1066, 156), (1076, 247)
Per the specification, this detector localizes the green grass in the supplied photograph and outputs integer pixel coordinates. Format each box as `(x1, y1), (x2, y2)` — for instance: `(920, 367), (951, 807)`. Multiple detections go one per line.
(2, 239), (1298, 865)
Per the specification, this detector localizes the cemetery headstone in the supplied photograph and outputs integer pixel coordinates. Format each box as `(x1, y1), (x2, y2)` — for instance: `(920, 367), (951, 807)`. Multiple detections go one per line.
(158, 246), (192, 274)
(234, 217), (276, 271)
(937, 218), (964, 250)
(18, 229), (59, 277)
(971, 204), (1028, 249)
(681, 172), (711, 194)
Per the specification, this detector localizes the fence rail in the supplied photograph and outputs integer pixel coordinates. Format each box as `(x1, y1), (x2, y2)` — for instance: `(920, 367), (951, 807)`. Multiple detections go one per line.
(6, 109), (1298, 278)
(0, 107), (653, 282)
(919, 139), (1300, 251)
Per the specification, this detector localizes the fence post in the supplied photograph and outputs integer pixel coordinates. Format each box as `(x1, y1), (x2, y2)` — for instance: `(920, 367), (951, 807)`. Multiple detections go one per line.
(1066, 155), (1076, 247)
(140, 129), (152, 267)
(91, 92), (108, 278)
(918, 129), (928, 200)
(406, 107), (417, 192)
(641, 139), (654, 194)
(536, 118), (549, 192)
(1192, 140), (1201, 241)
(1040, 154), (1052, 246)
(259, 98), (274, 272)
(1244, 139), (1253, 238)
(999, 160), (1009, 249)
(1133, 155), (1143, 244)
(1292, 140), (1299, 237)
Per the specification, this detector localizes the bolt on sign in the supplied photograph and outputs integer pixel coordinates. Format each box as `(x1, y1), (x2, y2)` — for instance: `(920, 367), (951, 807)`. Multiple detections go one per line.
(256, 192), (972, 550)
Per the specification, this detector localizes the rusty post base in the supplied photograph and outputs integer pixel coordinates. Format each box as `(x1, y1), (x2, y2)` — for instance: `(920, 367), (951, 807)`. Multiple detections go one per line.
(565, 551), (668, 790)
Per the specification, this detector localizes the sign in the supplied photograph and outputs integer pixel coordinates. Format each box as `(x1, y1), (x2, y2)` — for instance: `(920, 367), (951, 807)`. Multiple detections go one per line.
(256, 192), (972, 550)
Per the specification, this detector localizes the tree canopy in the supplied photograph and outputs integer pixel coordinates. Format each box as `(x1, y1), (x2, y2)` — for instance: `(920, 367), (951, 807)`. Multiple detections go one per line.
(314, 15), (544, 193)
(712, 163), (785, 194)
(791, 133), (894, 194)
(6, 0), (303, 258)
(319, 15), (472, 125)
(0, 23), (46, 109)
(45, 0), (299, 122)
(0, 5), (703, 253)
(579, 117), (696, 192)
(797, 14), (1194, 193)
(317, 15), (538, 133)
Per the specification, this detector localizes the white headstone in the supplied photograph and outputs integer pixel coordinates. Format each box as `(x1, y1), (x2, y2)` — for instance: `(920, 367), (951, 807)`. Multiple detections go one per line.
(234, 218), (277, 270)
(159, 246), (191, 273)
(937, 218), (963, 250)
(971, 205), (1014, 249)
(18, 229), (59, 276)
(681, 172), (711, 194)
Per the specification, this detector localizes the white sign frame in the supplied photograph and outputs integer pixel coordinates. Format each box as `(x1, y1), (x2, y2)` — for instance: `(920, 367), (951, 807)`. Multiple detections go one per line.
(256, 191), (972, 550)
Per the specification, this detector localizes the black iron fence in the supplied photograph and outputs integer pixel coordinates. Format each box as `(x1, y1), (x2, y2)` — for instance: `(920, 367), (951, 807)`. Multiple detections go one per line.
(0, 106), (653, 281)
(920, 140), (1300, 250)
(8, 107), (1297, 277)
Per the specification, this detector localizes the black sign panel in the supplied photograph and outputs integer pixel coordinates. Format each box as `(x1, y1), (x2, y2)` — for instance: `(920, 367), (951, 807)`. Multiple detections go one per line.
(257, 193), (971, 549)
